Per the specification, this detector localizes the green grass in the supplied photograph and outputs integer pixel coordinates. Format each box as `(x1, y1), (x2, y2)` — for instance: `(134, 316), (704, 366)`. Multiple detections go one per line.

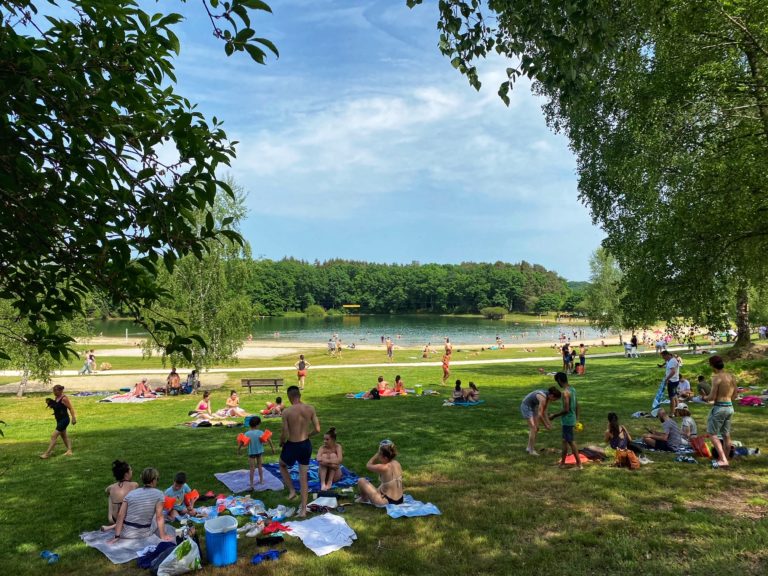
(2, 353), (768, 575)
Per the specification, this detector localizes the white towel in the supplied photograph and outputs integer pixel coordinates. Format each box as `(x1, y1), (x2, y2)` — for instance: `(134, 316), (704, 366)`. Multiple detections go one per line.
(80, 527), (174, 564)
(285, 513), (356, 556)
(214, 469), (284, 493)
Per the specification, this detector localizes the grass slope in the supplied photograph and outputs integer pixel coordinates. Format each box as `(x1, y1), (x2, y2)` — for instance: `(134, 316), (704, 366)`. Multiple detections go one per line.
(2, 353), (768, 575)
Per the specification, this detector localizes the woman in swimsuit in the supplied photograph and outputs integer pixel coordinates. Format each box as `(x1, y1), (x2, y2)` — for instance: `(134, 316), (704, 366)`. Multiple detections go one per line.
(295, 355), (310, 390)
(463, 381), (479, 402)
(102, 460), (139, 530)
(41, 385), (76, 459)
(393, 375), (405, 395)
(225, 390), (247, 418)
(193, 391), (213, 419)
(317, 427), (344, 490)
(356, 440), (403, 506)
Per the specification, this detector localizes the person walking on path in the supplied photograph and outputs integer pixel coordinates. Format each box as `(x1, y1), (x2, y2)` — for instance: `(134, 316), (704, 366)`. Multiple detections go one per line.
(279, 386), (321, 517)
(706, 355), (738, 468)
(520, 387), (561, 456)
(295, 354), (310, 390)
(41, 384), (76, 458)
(549, 372), (582, 469)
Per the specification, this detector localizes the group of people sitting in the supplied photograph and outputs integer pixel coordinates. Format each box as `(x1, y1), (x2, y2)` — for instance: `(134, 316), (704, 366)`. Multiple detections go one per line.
(190, 390), (250, 420)
(449, 380), (480, 403)
(103, 461), (201, 543)
(347, 375), (408, 399)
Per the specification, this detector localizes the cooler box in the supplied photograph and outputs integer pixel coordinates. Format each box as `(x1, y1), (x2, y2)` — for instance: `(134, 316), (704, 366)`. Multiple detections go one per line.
(204, 515), (238, 567)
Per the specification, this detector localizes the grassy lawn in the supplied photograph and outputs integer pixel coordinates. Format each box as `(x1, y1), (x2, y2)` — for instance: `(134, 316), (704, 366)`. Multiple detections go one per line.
(2, 352), (768, 575)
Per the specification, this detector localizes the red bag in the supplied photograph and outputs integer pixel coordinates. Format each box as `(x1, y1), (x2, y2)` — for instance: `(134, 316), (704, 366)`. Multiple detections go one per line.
(689, 436), (711, 458)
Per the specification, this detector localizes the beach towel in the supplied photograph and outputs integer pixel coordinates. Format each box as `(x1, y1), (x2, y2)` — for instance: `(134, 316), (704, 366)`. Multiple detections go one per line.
(650, 378), (670, 417)
(262, 459), (360, 493)
(285, 513), (356, 556)
(99, 393), (157, 403)
(81, 527), (175, 564)
(386, 495), (441, 519)
(739, 396), (764, 407)
(443, 400), (485, 407)
(214, 469), (284, 493)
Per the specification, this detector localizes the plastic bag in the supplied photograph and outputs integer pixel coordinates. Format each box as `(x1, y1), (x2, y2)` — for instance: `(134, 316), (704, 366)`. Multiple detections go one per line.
(157, 537), (202, 576)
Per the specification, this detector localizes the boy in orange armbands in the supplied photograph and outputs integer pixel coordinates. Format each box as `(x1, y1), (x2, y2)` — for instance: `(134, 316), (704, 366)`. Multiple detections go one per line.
(238, 416), (275, 490)
(164, 471), (199, 520)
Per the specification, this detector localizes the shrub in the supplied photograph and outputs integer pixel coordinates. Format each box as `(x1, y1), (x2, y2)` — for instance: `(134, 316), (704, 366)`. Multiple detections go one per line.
(305, 305), (327, 317)
(480, 306), (507, 320)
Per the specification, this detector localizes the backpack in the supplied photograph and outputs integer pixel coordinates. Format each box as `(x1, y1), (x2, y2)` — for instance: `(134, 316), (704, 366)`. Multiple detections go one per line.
(614, 449), (640, 470)
(370, 388), (380, 400)
(689, 436), (712, 459)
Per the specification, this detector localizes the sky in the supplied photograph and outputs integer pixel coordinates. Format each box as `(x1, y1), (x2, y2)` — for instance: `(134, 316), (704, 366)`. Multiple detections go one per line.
(169, 0), (605, 280)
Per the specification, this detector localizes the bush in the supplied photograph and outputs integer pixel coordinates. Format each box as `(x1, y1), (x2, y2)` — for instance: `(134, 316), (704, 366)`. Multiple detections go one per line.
(305, 304), (327, 317)
(480, 306), (507, 320)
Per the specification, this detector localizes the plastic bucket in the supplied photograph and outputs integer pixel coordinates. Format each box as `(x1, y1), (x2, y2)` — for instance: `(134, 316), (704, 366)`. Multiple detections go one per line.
(205, 515), (238, 567)
(414, 384), (423, 395)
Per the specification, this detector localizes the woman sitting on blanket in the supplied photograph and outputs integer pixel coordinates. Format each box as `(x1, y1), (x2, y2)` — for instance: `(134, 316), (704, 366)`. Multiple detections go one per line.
(192, 391), (213, 419)
(223, 390), (248, 418)
(451, 380), (465, 403)
(393, 375), (406, 395)
(463, 382), (479, 402)
(605, 412), (638, 452)
(317, 427), (344, 490)
(356, 440), (403, 506)
(102, 460), (138, 531)
(130, 378), (154, 398)
(109, 467), (174, 544)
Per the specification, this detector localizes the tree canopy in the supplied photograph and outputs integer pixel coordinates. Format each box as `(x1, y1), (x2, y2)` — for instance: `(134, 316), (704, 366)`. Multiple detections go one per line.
(411, 0), (768, 344)
(0, 0), (276, 361)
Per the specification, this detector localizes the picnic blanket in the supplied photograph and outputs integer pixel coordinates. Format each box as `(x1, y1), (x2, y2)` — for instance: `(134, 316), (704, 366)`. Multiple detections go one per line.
(386, 495), (441, 519)
(263, 459), (360, 493)
(214, 469), (284, 493)
(443, 400), (485, 407)
(285, 513), (356, 556)
(81, 527), (175, 564)
(181, 419), (242, 428)
(99, 393), (157, 403)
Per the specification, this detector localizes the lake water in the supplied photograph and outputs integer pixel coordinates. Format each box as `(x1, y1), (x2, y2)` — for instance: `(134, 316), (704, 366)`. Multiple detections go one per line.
(92, 316), (607, 346)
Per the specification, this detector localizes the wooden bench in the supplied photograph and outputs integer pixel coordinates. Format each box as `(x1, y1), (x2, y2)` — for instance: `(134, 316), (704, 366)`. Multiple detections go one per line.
(241, 378), (284, 394)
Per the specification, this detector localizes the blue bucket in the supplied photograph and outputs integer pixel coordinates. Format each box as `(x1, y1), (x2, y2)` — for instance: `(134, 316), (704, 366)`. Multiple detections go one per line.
(204, 515), (238, 567)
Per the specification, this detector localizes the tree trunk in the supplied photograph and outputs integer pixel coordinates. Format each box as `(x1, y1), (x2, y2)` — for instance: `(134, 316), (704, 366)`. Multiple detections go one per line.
(16, 369), (28, 398)
(735, 283), (751, 348)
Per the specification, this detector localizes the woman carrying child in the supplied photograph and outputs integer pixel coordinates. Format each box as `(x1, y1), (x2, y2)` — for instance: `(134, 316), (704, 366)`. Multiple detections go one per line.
(317, 427), (344, 490)
(41, 385), (76, 459)
(102, 460), (138, 530)
(356, 440), (403, 506)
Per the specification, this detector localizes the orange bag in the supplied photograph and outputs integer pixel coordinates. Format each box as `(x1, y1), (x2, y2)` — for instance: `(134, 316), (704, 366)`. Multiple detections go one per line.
(689, 436), (711, 458)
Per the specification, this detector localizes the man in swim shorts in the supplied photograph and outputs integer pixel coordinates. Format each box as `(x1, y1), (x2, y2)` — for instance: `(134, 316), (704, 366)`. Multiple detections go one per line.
(706, 355), (738, 468)
(279, 386), (321, 517)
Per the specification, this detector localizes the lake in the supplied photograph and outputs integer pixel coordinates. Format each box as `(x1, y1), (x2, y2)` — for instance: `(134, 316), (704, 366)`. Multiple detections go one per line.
(91, 315), (607, 346)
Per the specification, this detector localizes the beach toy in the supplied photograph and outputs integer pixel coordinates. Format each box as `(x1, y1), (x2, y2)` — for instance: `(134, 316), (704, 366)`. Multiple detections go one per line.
(163, 496), (177, 511)
(184, 489), (199, 506)
(237, 433), (250, 446)
(575, 422), (584, 432)
(260, 429), (272, 443)
(205, 515), (238, 567)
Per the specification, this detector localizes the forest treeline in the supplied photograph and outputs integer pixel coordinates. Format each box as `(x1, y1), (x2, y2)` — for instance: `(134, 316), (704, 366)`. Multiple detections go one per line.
(248, 258), (583, 315)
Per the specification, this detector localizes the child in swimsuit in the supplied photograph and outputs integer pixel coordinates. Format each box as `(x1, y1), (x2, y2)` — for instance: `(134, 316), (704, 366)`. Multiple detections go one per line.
(356, 440), (403, 506)
(393, 375), (405, 395)
(164, 471), (199, 521)
(317, 427), (343, 490)
(102, 460), (138, 531)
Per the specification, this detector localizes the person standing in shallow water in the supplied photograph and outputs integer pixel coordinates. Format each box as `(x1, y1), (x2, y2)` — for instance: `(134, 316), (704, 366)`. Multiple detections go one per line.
(41, 384), (76, 458)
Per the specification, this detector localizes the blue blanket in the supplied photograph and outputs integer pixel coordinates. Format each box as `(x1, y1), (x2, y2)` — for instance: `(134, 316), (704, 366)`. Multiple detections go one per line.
(263, 459), (360, 493)
(650, 378), (670, 417)
(386, 495), (441, 518)
(446, 400), (485, 407)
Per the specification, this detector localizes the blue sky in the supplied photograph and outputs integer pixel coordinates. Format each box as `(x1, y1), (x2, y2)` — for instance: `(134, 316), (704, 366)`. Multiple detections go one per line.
(170, 0), (604, 280)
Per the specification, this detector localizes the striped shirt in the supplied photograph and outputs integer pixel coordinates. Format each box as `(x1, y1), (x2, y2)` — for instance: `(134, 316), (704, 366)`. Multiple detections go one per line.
(122, 487), (163, 539)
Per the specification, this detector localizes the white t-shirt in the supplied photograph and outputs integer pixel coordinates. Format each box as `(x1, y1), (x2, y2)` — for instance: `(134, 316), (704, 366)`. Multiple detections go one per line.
(678, 379), (691, 393)
(665, 357), (679, 383)
(681, 416), (697, 437)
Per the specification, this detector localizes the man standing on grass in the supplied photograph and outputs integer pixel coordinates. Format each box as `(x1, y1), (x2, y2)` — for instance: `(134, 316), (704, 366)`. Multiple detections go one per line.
(549, 372), (582, 470)
(706, 355), (738, 468)
(279, 386), (321, 517)
(660, 350), (680, 414)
